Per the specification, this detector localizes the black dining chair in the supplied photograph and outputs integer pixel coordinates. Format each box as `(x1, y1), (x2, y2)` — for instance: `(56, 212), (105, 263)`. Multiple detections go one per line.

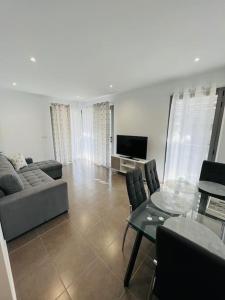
(144, 159), (160, 197)
(199, 160), (225, 238)
(199, 160), (225, 199)
(148, 225), (225, 300)
(122, 168), (147, 252)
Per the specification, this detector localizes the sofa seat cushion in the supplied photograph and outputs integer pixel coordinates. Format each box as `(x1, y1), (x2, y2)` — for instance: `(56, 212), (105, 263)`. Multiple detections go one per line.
(19, 169), (53, 190)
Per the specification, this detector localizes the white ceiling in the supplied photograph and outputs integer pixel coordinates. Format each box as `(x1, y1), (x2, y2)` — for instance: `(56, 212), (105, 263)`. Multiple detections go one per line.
(1, 0), (225, 100)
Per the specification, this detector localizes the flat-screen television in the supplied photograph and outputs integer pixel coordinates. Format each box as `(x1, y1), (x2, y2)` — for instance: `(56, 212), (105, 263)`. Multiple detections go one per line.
(117, 135), (148, 159)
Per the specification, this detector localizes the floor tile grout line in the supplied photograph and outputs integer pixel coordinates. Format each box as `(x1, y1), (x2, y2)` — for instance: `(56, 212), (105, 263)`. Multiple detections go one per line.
(63, 255), (125, 300)
(9, 163), (151, 300)
(38, 233), (71, 297)
(85, 235), (137, 284)
(37, 217), (70, 238)
(118, 289), (139, 300)
(39, 228), (100, 291)
(130, 252), (155, 282)
(55, 288), (72, 300)
(8, 216), (70, 254)
(78, 210), (146, 279)
(65, 256), (99, 290)
(8, 235), (41, 255)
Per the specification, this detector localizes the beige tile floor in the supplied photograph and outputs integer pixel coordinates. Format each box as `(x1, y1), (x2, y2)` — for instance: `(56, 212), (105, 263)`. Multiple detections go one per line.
(8, 161), (155, 300)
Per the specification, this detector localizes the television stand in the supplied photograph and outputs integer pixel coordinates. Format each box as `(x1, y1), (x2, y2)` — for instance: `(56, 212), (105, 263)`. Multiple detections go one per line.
(111, 155), (149, 178)
(130, 157), (140, 161)
(118, 155), (140, 161)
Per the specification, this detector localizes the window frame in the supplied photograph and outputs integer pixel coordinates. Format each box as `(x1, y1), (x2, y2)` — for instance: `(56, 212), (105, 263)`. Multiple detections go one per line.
(163, 87), (225, 181)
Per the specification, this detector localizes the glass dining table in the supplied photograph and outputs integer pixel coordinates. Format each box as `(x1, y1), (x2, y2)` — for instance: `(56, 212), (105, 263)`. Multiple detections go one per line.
(124, 186), (224, 287)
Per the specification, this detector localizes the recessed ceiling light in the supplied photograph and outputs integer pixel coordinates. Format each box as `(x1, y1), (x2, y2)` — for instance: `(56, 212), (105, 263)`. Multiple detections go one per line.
(30, 57), (36, 63)
(109, 84), (113, 88)
(194, 57), (200, 62)
(12, 82), (17, 86)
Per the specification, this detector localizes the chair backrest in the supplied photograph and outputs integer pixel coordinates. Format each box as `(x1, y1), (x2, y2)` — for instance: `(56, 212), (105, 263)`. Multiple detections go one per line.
(126, 168), (147, 211)
(144, 159), (160, 195)
(200, 160), (225, 185)
(154, 225), (225, 300)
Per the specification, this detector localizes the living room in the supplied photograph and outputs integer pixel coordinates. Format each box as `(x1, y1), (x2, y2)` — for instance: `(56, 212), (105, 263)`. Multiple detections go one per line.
(1, 1), (225, 300)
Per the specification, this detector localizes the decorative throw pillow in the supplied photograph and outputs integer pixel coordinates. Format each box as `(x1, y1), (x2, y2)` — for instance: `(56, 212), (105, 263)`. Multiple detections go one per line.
(9, 153), (28, 171)
(0, 173), (24, 195)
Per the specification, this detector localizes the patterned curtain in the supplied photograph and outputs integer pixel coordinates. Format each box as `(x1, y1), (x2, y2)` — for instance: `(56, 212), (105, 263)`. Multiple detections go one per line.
(82, 105), (94, 162)
(50, 103), (72, 164)
(93, 102), (110, 167)
(72, 102), (110, 167)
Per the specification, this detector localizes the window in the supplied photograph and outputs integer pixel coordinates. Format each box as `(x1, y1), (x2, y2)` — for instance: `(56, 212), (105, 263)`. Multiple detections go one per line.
(164, 86), (224, 184)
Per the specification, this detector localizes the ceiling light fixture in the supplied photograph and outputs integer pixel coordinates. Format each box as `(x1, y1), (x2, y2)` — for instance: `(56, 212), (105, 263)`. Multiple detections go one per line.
(194, 57), (200, 62)
(109, 84), (113, 88)
(12, 82), (17, 86)
(30, 57), (36, 63)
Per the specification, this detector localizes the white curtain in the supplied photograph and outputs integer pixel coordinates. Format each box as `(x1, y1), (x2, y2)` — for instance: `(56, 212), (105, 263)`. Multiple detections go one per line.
(71, 102), (83, 160)
(82, 105), (94, 162)
(164, 86), (217, 184)
(50, 103), (72, 164)
(72, 101), (110, 167)
(93, 102), (110, 167)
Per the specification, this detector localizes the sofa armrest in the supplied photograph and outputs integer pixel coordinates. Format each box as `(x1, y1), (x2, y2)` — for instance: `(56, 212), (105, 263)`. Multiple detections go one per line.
(25, 157), (33, 164)
(0, 180), (69, 241)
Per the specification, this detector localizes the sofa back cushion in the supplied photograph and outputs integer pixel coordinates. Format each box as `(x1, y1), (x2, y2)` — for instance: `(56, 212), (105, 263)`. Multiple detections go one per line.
(0, 154), (14, 171)
(0, 189), (5, 198)
(0, 154), (24, 195)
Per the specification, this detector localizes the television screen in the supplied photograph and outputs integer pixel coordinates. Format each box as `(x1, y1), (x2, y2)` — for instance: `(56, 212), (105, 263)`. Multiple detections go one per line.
(117, 135), (148, 159)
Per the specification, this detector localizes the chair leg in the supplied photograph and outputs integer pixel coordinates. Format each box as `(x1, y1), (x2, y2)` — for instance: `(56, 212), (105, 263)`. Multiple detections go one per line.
(221, 222), (225, 241)
(147, 271), (156, 300)
(122, 223), (130, 252)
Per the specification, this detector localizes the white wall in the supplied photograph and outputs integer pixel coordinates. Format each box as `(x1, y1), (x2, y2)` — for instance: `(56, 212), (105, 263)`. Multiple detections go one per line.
(112, 67), (225, 180)
(1, 67), (225, 170)
(0, 89), (54, 161)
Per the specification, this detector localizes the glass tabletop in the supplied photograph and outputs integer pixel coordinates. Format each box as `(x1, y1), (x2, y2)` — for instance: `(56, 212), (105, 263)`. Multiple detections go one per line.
(151, 185), (199, 215)
(163, 179), (197, 194)
(127, 198), (223, 244)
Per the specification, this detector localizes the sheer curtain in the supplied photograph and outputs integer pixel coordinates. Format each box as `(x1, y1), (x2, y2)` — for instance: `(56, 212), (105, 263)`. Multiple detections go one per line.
(71, 101), (110, 167)
(93, 102), (110, 167)
(50, 103), (72, 164)
(71, 102), (83, 160)
(164, 87), (217, 184)
(82, 105), (94, 162)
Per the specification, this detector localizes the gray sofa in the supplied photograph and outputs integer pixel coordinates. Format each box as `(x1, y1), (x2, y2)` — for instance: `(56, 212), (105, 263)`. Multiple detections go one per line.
(0, 154), (68, 241)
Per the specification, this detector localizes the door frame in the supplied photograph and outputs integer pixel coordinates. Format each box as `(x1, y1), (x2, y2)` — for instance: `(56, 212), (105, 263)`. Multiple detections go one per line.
(208, 87), (225, 161)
